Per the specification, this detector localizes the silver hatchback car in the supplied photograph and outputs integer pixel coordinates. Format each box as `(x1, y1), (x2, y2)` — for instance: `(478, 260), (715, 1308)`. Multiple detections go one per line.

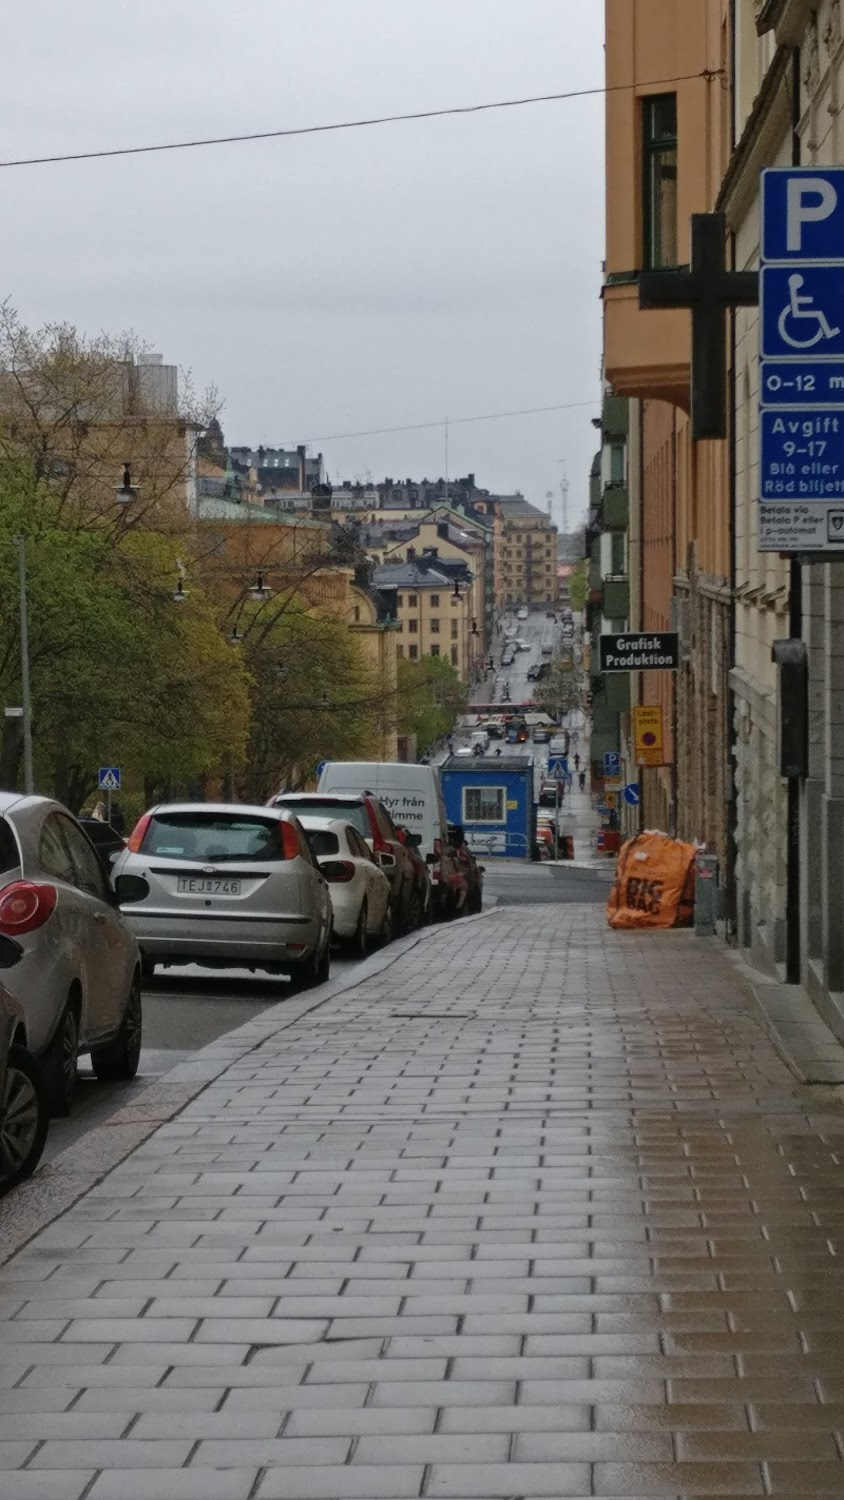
(112, 803), (333, 988)
(0, 793), (141, 1116)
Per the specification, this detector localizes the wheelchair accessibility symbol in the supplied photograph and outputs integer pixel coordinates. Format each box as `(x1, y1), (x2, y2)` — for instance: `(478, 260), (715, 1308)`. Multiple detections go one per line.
(779, 274), (841, 350)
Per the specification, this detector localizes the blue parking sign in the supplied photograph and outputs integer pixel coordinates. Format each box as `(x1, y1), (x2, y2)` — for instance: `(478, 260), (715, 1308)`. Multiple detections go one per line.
(762, 168), (844, 263)
(603, 751), (621, 778)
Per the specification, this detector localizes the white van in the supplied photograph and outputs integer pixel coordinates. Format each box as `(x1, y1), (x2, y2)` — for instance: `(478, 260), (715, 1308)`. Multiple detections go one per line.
(318, 762), (448, 863)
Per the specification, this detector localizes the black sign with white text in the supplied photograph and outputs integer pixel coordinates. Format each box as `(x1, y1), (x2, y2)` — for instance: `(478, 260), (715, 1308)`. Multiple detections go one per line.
(599, 633), (680, 673)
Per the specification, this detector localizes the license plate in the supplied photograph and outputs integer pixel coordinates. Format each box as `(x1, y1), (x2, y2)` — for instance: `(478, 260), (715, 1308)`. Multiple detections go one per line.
(176, 877), (242, 896)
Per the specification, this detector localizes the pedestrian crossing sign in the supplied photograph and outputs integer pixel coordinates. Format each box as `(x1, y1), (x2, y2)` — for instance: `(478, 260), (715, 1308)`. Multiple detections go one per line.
(98, 767), (121, 792)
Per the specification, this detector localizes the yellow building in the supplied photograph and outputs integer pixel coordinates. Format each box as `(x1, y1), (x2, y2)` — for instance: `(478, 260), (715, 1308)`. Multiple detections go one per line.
(349, 583), (399, 761)
(371, 559), (480, 684)
(491, 497), (557, 608)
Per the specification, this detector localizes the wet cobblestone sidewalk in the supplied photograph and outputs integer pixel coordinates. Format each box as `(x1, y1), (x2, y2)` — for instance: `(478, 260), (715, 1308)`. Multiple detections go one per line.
(0, 905), (843, 1497)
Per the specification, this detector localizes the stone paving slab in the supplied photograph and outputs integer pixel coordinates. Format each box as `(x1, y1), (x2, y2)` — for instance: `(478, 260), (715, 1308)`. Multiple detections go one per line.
(0, 904), (844, 1495)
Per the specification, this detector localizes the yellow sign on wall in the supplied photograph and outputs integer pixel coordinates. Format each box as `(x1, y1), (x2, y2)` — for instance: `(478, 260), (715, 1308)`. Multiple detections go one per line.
(633, 705), (664, 767)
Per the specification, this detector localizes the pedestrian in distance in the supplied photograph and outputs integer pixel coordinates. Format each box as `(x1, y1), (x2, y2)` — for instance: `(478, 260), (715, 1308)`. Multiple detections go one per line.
(578, 770), (586, 792)
(574, 752), (581, 771)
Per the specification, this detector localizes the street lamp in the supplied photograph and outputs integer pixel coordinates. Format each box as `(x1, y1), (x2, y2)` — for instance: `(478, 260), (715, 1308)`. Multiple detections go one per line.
(115, 462), (138, 508)
(248, 573), (272, 602)
(11, 536), (34, 795)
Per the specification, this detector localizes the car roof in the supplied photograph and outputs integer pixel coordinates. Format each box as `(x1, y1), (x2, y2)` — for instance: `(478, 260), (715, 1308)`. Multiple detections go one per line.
(274, 792), (370, 805)
(0, 792), (59, 817)
(146, 801), (293, 820)
(298, 816), (356, 836)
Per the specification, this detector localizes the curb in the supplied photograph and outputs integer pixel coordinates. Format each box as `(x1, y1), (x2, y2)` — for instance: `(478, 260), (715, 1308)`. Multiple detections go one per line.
(0, 909), (498, 1267)
(722, 947), (844, 1087)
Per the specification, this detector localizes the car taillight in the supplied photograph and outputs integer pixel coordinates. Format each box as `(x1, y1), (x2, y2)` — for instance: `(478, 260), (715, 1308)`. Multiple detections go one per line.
(366, 804), (387, 853)
(279, 821), (300, 859)
(0, 881), (57, 935)
(322, 859), (356, 882)
(127, 814), (152, 853)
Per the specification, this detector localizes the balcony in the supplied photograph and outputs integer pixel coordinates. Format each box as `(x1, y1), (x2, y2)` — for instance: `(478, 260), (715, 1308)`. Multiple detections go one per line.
(602, 394), (629, 439)
(603, 276), (690, 408)
(601, 576), (630, 619)
(600, 484), (628, 530)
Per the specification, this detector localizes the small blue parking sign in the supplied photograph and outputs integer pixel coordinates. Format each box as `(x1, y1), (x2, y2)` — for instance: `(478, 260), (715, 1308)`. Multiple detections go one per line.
(624, 783), (640, 807)
(98, 767), (121, 792)
(603, 751), (621, 777)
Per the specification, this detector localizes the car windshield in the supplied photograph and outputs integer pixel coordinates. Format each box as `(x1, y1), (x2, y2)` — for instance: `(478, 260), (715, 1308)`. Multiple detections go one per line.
(305, 828), (340, 857)
(142, 813), (285, 863)
(278, 799), (371, 838)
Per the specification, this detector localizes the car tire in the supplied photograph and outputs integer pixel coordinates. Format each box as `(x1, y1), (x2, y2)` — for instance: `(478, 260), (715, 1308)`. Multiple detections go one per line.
(376, 900), (394, 948)
(140, 956), (156, 983)
(468, 888), (483, 915)
(317, 925), (332, 984)
(91, 973), (143, 1083)
(350, 902), (368, 959)
(405, 886), (424, 933)
(0, 1045), (48, 1186)
(43, 1000), (79, 1118)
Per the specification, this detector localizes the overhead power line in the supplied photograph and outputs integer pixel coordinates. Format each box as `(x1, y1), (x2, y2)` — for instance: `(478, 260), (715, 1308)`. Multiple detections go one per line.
(304, 400), (599, 445)
(0, 71), (722, 170)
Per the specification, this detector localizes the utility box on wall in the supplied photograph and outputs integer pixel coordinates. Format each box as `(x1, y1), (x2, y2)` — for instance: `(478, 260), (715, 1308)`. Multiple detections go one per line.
(440, 756), (536, 861)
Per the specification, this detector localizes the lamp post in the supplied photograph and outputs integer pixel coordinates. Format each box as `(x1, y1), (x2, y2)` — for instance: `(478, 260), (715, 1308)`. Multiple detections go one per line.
(11, 536), (34, 795)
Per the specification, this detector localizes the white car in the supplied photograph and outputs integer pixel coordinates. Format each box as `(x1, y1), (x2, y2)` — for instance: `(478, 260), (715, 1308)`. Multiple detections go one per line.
(299, 817), (392, 956)
(517, 608), (529, 620)
(0, 794), (141, 1116)
(113, 803), (333, 990)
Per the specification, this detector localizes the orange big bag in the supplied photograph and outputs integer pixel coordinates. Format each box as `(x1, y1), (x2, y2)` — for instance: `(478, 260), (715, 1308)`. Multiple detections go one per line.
(607, 831), (697, 930)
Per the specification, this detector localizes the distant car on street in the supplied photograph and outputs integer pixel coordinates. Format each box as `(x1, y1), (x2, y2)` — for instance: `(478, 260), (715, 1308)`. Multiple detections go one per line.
(299, 817), (393, 956)
(0, 794), (141, 1116)
(114, 803), (333, 992)
(517, 608), (529, 620)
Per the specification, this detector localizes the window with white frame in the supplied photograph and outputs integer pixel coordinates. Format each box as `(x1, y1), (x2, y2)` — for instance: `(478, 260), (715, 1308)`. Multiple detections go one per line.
(462, 785), (506, 824)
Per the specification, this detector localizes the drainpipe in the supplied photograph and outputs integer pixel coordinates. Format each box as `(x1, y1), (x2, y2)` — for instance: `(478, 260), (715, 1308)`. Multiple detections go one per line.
(785, 45), (803, 984)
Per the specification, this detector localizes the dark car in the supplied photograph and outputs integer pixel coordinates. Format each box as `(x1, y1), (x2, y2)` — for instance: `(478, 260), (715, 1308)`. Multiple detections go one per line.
(269, 792), (424, 933)
(395, 827), (433, 924)
(447, 825), (484, 915)
(78, 819), (126, 870)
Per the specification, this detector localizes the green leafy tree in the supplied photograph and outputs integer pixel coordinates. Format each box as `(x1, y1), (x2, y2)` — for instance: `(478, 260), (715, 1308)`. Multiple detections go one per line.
(568, 559), (588, 612)
(0, 466), (250, 811)
(237, 602), (379, 800)
(396, 655), (467, 755)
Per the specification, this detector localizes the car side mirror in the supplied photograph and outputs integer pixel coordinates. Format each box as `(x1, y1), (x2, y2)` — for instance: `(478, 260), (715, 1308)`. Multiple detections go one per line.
(377, 851), (396, 869)
(0, 935), (23, 969)
(114, 873), (150, 905)
(425, 852), (437, 866)
(404, 832), (422, 849)
(449, 825), (466, 848)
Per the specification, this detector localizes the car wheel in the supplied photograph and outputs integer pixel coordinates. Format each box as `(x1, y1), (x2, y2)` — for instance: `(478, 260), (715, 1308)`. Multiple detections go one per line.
(317, 924), (332, 984)
(350, 901), (368, 959)
(91, 973), (143, 1083)
(140, 956), (156, 983)
(404, 886), (424, 933)
(376, 900), (394, 948)
(468, 887), (483, 915)
(0, 1045), (48, 1186)
(43, 1000), (79, 1118)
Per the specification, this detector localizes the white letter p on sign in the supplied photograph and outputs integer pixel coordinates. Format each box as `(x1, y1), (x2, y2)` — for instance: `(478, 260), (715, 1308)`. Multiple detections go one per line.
(787, 176), (838, 252)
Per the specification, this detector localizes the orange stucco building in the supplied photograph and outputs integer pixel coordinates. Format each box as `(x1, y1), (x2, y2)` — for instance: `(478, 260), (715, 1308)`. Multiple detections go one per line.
(603, 0), (733, 861)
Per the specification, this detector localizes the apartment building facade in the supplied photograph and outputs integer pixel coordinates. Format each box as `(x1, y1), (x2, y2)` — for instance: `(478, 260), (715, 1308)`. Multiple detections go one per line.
(494, 496), (558, 608)
(602, 0), (733, 865)
(370, 558), (480, 683)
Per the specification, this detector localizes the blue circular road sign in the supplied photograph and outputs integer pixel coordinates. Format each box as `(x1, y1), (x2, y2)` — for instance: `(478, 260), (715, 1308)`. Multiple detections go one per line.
(623, 783), (640, 807)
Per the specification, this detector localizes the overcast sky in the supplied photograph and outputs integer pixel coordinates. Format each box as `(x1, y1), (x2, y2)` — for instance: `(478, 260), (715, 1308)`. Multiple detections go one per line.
(4, 1), (605, 528)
